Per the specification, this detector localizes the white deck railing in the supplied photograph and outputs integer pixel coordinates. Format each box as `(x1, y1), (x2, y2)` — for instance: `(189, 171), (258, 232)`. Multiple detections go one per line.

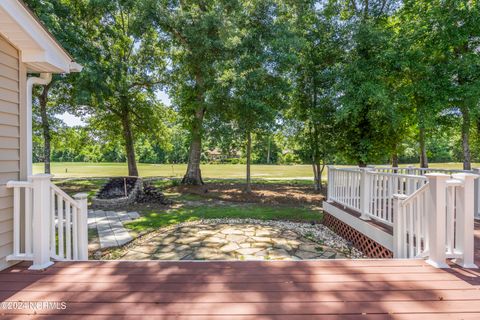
(393, 173), (477, 268)
(374, 165), (480, 220)
(328, 166), (478, 268)
(328, 167), (427, 225)
(6, 174), (88, 270)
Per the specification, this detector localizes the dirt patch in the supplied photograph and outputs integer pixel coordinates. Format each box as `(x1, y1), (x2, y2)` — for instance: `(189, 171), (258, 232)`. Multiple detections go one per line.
(169, 182), (325, 206)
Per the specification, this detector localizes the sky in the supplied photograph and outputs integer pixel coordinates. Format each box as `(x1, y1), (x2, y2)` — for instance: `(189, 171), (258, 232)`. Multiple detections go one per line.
(56, 90), (172, 127)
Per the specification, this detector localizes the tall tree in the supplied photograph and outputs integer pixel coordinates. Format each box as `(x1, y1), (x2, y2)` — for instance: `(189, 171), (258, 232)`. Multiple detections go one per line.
(334, 0), (400, 166)
(70, 0), (168, 176)
(398, 0), (480, 170)
(430, 0), (480, 170)
(289, 1), (342, 191)
(143, 0), (236, 184)
(222, 0), (291, 192)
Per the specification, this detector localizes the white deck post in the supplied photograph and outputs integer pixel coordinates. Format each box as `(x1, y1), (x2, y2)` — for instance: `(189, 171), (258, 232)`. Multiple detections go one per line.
(327, 166), (334, 202)
(406, 165), (414, 175)
(452, 173), (478, 268)
(359, 167), (372, 220)
(74, 193), (89, 260)
(392, 194), (408, 258)
(425, 173), (449, 268)
(473, 168), (480, 220)
(29, 174), (54, 270)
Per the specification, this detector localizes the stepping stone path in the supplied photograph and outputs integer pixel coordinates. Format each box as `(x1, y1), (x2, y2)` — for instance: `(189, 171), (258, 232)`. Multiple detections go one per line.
(88, 210), (140, 248)
(119, 223), (347, 261)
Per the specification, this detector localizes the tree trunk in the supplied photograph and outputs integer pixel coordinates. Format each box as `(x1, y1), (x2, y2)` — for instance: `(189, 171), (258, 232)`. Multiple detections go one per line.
(182, 107), (205, 185)
(312, 145), (321, 192)
(391, 144), (399, 168)
(39, 84), (52, 174)
(419, 124), (428, 168)
(312, 162), (322, 192)
(461, 106), (472, 170)
(266, 136), (271, 164)
(245, 130), (252, 193)
(182, 70), (206, 185)
(121, 111), (139, 177)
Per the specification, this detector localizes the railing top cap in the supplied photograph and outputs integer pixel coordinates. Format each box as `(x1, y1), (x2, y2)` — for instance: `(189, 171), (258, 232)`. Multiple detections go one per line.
(28, 174), (53, 180)
(424, 173), (450, 178)
(452, 172), (480, 179)
(73, 193), (88, 200)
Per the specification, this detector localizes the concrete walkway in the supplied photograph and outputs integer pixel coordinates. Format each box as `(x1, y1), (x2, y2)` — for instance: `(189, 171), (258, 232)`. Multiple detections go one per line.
(88, 210), (140, 248)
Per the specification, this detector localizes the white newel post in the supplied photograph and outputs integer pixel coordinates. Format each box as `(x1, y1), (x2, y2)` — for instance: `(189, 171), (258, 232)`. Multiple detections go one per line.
(359, 168), (372, 220)
(425, 173), (449, 268)
(327, 166), (334, 202)
(29, 174), (54, 270)
(452, 173), (478, 268)
(392, 194), (408, 258)
(74, 193), (89, 260)
(473, 168), (480, 220)
(406, 165), (414, 175)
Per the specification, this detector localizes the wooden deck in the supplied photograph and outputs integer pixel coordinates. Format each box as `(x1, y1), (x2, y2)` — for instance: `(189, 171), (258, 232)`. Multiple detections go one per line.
(0, 222), (478, 319)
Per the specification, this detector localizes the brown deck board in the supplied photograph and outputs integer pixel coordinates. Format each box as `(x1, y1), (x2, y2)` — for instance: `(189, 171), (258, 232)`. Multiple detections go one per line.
(0, 260), (479, 317)
(0, 223), (478, 318)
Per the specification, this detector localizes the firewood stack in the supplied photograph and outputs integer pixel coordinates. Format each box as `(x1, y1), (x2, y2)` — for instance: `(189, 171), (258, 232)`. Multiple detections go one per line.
(136, 182), (172, 205)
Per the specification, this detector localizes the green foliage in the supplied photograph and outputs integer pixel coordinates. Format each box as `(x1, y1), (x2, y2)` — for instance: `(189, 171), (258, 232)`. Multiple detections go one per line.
(28, 0), (480, 176)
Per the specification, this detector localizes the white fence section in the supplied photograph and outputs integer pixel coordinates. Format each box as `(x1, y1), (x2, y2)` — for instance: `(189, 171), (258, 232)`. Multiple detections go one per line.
(328, 166), (478, 268)
(6, 174), (88, 270)
(374, 166), (480, 220)
(327, 167), (362, 213)
(328, 167), (427, 225)
(393, 173), (477, 268)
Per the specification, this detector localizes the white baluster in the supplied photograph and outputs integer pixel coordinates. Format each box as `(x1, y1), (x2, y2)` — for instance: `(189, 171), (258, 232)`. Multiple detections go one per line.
(12, 187), (20, 256)
(50, 189), (55, 257)
(72, 206), (78, 260)
(66, 203), (72, 260)
(25, 186), (32, 255)
(57, 194), (64, 259)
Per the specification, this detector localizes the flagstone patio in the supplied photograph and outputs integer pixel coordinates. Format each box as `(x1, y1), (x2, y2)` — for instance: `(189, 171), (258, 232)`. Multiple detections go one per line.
(118, 221), (356, 261)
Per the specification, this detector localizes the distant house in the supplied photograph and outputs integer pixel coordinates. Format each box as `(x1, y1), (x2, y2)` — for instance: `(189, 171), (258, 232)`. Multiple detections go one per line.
(205, 148), (223, 162)
(205, 148), (242, 162)
(0, 0), (81, 270)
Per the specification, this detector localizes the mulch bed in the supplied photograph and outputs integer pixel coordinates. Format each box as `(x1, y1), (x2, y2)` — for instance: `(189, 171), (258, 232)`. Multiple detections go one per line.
(170, 183), (325, 206)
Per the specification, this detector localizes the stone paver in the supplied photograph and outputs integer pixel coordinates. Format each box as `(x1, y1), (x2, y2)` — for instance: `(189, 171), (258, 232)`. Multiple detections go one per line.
(89, 210), (140, 248)
(118, 223), (347, 261)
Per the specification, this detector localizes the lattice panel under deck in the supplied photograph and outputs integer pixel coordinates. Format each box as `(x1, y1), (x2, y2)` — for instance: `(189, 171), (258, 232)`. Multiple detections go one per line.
(323, 213), (393, 258)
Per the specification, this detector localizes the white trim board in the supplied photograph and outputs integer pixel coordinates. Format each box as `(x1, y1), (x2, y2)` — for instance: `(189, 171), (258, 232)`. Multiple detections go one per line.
(323, 201), (394, 251)
(0, 0), (79, 73)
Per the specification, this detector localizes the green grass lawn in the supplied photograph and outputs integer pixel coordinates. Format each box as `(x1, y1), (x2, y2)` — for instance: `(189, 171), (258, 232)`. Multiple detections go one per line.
(34, 162), (316, 179)
(35, 161), (478, 180)
(124, 205), (322, 234)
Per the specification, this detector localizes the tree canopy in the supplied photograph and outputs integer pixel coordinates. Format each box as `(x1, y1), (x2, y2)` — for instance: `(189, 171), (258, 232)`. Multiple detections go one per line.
(25, 0), (480, 186)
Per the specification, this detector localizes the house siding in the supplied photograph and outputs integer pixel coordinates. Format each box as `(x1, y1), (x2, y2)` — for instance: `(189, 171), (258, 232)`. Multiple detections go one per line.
(0, 34), (20, 270)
